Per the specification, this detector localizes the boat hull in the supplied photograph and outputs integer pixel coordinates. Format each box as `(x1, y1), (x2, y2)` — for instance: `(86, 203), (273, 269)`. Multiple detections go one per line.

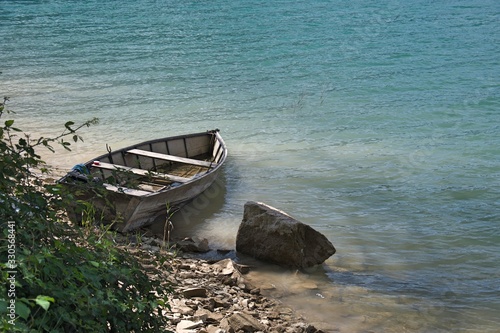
(115, 166), (222, 231)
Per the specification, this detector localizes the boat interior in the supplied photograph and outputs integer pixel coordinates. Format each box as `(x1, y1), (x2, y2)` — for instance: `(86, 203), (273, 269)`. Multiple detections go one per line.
(66, 132), (224, 195)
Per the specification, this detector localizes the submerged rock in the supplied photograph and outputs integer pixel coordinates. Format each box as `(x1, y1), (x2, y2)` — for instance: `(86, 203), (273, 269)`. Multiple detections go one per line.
(236, 201), (336, 269)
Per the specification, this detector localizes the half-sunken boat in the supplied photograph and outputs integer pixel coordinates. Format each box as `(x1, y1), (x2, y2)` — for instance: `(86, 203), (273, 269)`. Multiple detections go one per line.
(59, 129), (227, 232)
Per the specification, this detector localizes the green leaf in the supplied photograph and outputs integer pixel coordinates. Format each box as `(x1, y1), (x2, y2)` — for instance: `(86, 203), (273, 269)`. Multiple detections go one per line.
(64, 121), (75, 132)
(34, 295), (55, 311)
(4, 119), (14, 127)
(89, 261), (100, 268)
(16, 301), (31, 320)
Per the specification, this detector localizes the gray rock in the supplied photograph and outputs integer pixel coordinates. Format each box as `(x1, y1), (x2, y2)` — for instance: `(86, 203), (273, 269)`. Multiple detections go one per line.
(177, 237), (210, 253)
(236, 201), (336, 269)
(206, 326), (226, 333)
(226, 312), (266, 332)
(195, 308), (224, 324)
(212, 258), (237, 275)
(171, 299), (196, 316)
(176, 319), (203, 333)
(182, 287), (208, 298)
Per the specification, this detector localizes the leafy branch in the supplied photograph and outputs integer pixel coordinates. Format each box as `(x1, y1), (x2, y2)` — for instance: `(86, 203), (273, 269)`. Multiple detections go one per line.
(37, 118), (100, 152)
(0, 97), (171, 332)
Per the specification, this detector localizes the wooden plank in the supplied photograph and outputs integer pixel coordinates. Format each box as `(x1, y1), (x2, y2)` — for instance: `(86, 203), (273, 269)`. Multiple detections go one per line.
(91, 161), (191, 183)
(127, 148), (216, 168)
(103, 184), (152, 196)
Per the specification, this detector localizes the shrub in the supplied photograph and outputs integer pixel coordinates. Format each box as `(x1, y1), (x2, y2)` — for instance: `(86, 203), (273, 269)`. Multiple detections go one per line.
(0, 97), (171, 332)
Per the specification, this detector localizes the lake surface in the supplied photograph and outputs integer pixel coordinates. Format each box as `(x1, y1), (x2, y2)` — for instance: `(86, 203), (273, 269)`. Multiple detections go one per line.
(1, 0), (499, 331)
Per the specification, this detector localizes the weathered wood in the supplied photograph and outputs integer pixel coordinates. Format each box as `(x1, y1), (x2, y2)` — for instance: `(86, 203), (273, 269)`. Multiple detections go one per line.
(102, 183), (152, 196)
(127, 148), (216, 168)
(91, 161), (191, 183)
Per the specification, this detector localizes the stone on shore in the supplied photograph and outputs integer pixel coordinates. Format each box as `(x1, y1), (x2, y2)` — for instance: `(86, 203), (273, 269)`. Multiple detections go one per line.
(182, 287), (208, 298)
(177, 236), (210, 253)
(236, 201), (336, 269)
(225, 312), (266, 332)
(176, 319), (204, 333)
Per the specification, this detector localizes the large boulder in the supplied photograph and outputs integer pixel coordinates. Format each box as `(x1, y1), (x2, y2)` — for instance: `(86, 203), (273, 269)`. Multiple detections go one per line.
(236, 201), (336, 269)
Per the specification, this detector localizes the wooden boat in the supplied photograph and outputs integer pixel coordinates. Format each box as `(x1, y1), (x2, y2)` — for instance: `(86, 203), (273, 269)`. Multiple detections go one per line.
(59, 129), (227, 232)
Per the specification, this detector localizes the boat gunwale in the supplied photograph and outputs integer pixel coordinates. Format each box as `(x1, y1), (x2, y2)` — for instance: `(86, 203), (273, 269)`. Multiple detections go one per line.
(60, 130), (227, 198)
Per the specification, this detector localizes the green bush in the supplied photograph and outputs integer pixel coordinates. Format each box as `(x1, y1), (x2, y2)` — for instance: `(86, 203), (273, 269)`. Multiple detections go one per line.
(0, 98), (171, 332)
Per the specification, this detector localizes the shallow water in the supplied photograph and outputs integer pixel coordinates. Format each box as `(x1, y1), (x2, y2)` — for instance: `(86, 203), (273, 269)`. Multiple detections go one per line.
(1, 0), (499, 331)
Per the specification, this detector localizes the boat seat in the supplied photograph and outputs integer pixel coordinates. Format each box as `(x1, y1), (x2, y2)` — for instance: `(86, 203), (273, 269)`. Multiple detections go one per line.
(102, 184), (153, 196)
(127, 149), (216, 168)
(91, 161), (191, 183)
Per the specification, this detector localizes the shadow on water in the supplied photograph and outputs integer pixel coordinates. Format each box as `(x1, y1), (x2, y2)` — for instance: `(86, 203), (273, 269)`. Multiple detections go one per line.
(148, 169), (228, 237)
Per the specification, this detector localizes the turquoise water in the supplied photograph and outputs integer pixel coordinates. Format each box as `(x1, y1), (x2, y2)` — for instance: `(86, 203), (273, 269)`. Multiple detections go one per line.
(1, 0), (499, 331)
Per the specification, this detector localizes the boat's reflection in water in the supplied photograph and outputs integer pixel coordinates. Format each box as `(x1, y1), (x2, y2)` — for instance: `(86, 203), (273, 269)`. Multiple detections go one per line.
(148, 170), (228, 242)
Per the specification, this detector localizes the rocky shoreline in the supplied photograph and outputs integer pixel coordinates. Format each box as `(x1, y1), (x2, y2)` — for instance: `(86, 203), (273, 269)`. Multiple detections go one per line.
(39, 174), (332, 332)
(116, 233), (330, 333)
